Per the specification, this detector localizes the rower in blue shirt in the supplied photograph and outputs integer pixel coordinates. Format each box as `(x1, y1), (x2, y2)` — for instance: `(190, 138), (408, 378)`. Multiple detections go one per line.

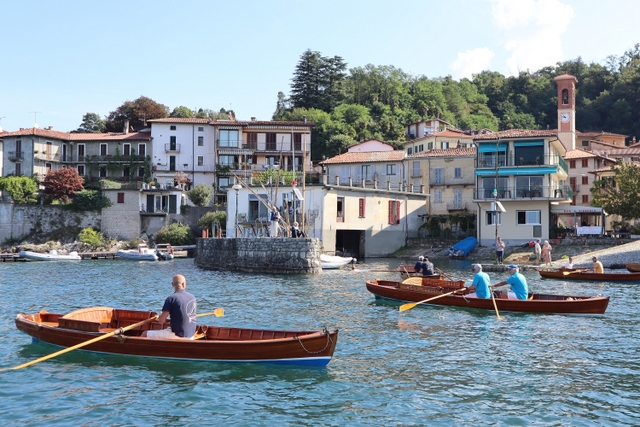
(493, 264), (529, 300)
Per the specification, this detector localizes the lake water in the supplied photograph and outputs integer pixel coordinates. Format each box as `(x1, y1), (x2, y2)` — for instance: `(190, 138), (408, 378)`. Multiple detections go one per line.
(0, 258), (638, 426)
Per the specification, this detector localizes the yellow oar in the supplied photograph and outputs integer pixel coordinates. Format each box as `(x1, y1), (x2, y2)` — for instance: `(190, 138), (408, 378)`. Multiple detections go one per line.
(562, 269), (587, 276)
(399, 288), (467, 312)
(2, 308), (225, 373)
(489, 287), (502, 320)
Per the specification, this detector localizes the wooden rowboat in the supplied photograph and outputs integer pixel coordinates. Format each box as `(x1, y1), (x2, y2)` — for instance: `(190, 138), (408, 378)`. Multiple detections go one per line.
(14, 306), (338, 367)
(539, 269), (640, 282)
(397, 264), (441, 280)
(366, 279), (609, 315)
(626, 262), (640, 273)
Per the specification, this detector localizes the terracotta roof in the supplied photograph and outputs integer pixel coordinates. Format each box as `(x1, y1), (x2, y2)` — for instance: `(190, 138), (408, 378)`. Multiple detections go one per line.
(592, 147), (640, 156)
(409, 147), (476, 158)
(473, 129), (558, 140)
(319, 150), (406, 165)
(554, 74), (578, 81)
(577, 130), (628, 138)
(0, 127), (151, 141)
(404, 129), (473, 144)
(563, 149), (597, 159)
(147, 118), (313, 127)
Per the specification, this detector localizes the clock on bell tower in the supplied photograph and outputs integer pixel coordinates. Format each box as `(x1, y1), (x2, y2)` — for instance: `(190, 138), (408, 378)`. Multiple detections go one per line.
(555, 74), (578, 151)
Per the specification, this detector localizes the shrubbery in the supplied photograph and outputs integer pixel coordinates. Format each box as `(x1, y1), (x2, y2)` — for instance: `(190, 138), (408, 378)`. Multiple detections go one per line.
(72, 189), (112, 211)
(197, 211), (226, 231)
(0, 176), (38, 204)
(79, 228), (104, 249)
(154, 222), (194, 245)
(187, 183), (212, 207)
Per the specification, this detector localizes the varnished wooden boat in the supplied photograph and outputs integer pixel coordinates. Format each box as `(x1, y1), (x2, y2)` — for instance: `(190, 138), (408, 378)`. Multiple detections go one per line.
(14, 306), (338, 367)
(626, 262), (640, 273)
(539, 269), (640, 282)
(366, 279), (609, 315)
(397, 264), (441, 280)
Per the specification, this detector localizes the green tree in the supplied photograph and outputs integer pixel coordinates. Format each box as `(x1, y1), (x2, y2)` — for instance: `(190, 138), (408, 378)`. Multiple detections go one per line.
(75, 113), (106, 133)
(0, 176), (38, 204)
(187, 183), (213, 207)
(325, 134), (357, 158)
(197, 211), (226, 231)
(79, 227), (104, 249)
(72, 189), (112, 211)
(155, 222), (194, 245)
(105, 96), (169, 132)
(290, 49), (347, 112)
(590, 161), (640, 220)
(170, 106), (194, 118)
(42, 168), (85, 203)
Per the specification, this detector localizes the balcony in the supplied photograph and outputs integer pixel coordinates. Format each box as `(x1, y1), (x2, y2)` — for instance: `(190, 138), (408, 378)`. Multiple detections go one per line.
(164, 143), (181, 153)
(429, 176), (476, 186)
(446, 201), (470, 211)
(8, 151), (24, 162)
(473, 185), (573, 201)
(476, 154), (567, 170)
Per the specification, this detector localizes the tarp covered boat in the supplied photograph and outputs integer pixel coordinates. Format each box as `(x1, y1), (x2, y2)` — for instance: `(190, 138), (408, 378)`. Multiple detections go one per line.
(14, 306), (339, 367)
(19, 250), (81, 261)
(539, 269), (640, 282)
(321, 254), (356, 269)
(448, 237), (478, 258)
(366, 279), (609, 315)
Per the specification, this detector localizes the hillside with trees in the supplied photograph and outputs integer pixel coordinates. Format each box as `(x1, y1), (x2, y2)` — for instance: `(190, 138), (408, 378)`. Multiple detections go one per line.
(275, 45), (640, 161)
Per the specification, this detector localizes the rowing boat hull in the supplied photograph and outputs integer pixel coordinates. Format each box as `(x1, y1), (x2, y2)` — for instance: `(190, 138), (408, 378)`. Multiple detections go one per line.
(539, 269), (640, 282)
(626, 262), (640, 273)
(366, 280), (609, 315)
(15, 307), (338, 366)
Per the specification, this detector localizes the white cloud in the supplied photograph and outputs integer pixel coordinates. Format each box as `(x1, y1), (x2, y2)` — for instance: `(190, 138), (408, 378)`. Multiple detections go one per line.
(451, 47), (495, 79)
(490, 0), (575, 75)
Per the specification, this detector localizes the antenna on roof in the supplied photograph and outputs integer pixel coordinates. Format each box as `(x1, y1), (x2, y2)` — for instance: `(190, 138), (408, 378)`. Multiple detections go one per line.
(29, 111), (41, 128)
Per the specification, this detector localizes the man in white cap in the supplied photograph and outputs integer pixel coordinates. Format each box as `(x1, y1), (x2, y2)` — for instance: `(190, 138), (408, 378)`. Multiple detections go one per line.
(413, 256), (425, 274)
(468, 264), (491, 298)
(493, 264), (529, 300)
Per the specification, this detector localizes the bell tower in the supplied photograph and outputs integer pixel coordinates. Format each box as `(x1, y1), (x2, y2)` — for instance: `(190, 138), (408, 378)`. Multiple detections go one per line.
(555, 74), (578, 151)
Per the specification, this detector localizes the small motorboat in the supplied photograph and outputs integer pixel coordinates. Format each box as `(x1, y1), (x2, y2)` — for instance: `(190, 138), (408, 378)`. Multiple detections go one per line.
(154, 243), (175, 260)
(116, 244), (159, 261)
(13, 306), (339, 367)
(366, 279), (609, 315)
(321, 254), (356, 269)
(18, 250), (81, 261)
(448, 236), (478, 258)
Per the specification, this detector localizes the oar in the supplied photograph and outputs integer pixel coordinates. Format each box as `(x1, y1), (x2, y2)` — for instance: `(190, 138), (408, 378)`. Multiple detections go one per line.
(489, 286), (502, 320)
(2, 308), (225, 372)
(399, 288), (467, 312)
(562, 269), (587, 276)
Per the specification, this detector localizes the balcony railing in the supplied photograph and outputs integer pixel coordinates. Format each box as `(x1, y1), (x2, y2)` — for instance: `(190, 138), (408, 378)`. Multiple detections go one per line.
(324, 175), (424, 193)
(429, 176), (476, 186)
(473, 185), (573, 200)
(164, 143), (181, 153)
(476, 154), (566, 169)
(8, 151), (24, 161)
(446, 201), (470, 211)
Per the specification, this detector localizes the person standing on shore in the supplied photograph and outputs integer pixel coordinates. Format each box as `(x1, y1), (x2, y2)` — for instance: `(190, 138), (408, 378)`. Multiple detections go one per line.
(496, 237), (506, 265)
(534, 239), (542, 264)
(542, 240), (552, 266)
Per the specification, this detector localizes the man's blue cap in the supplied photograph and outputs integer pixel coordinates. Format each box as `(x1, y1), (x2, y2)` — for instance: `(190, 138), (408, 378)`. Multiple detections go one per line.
(507, 264), (518, 269)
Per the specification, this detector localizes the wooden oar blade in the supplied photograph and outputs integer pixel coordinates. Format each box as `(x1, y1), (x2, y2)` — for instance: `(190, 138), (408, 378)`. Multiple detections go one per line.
(214, 308), (224, 317)
(399, 302), (418, 312)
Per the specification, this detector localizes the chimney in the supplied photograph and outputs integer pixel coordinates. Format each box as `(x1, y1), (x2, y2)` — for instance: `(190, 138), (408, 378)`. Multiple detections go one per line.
(251, 117), (256, 121)
(303, 116), (307, 124)
(123, 119), (130, 134)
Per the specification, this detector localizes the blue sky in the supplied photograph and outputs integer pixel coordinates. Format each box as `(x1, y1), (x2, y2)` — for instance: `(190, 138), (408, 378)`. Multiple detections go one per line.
(1, 0), (638, 133)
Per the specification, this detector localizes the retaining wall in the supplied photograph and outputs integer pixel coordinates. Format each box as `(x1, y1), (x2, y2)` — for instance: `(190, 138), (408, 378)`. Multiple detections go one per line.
(195, 237), (322, 273)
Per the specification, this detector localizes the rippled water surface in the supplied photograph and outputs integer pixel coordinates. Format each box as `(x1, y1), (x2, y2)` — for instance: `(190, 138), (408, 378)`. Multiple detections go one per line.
(0, 258), (638, 426)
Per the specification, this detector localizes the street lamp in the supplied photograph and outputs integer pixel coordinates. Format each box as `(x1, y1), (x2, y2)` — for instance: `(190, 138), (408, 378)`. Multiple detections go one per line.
(232, 183), (242, 238)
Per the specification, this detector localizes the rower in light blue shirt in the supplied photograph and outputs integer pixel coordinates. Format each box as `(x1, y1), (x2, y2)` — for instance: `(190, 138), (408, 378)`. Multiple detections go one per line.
(469, 264), (491, 298)
(493, 264), (529, 300)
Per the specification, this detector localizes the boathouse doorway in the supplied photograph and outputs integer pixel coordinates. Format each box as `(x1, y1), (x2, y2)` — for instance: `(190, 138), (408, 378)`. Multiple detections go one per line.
(335, 229), (363, 259)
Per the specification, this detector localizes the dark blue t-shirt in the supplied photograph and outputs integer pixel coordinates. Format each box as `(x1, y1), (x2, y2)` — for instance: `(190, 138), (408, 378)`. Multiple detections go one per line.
(162, 290), (197, 337)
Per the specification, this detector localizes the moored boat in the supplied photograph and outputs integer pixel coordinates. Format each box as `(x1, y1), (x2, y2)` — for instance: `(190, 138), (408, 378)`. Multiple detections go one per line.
(19, 250), (81, 261)
(539, 269), (640, 282)
(116, 243), (159, 261)
(321, 254), (356, 269)
(154, 243), (175, 260)
(366, 279), (609, 315)
(448, 236), (477, 258)
(14, 306), (339, 367)
(626, 262), (640, 273)
(397, 265), (441, 280)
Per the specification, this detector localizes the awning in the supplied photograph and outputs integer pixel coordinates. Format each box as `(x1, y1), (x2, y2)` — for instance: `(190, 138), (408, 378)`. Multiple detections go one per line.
(478, 142), (507, 152)
(514, 140), (544, 147)
(551, 205), (604, 214)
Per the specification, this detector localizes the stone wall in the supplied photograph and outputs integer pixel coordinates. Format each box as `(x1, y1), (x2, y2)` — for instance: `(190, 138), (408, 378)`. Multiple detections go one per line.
(195, 237), (322, 273)
(101, 189), (141, 240)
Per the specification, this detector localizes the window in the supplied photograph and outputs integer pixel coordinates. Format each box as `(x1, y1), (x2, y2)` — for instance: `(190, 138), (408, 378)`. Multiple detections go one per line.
(582, 195), (589, 204)
(434, 168), (443, 185)
(582, 140), (589, 147)
(386, 164), (396, 175)
(266, 133), (277, 150)
(582, 176), (589, 185)
(294, 133), (302, 151)
(198, 136), (204, 146)
(434, 189), (443, 203)
(337, 197), (344, 222)
(388, 200), (401, 224)
(562, 89), (569, 104)
(358, 198), (366, 217)
(117, 193), (125, 203)
(138, 167), (145, 178)
(100, 144), (108, 156)
(169, 155), (176, 172)
(517, 210), (541, 225)
(198, 127), (204, 132)
(78, 144), (85, 161)
(218, 177), (230, 187)
(442, 141), (449, 149)
(138, 144), (146, 157)
(569, 160), (576, 168)
(219, 130), (239, 147)
(219, 155), (234, 166)
(99, 167), (107, 178)
(454, 167), (462, 178)
(170, 136), (177, 150)
(361, 165), (372, 182)
(198, 156), (204, 166)
(123, 167), (130, 177)
(123, 144), (131, 156)
(412, 161), (420, 177)
(246, 133), (257, 149)
(582, 159), (588, 167)
(77, 165), (85, 176)
(486, 211), (501, 225)
(15, 163), (21, 176)
(407, 147), (413, 155)
(170, 125), (176, 130)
